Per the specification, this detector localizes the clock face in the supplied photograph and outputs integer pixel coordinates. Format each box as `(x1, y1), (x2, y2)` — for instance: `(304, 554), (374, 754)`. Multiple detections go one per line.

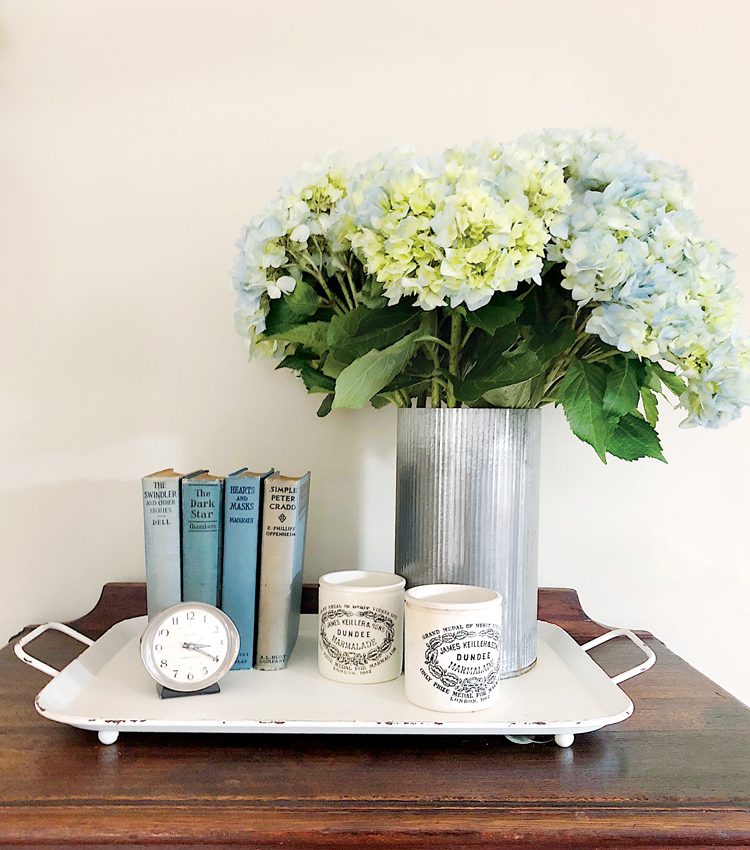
(140, 602), (240, 691)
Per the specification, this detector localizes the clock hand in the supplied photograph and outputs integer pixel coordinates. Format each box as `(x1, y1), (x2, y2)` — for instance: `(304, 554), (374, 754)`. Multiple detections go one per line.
(182, 642), (219, 663)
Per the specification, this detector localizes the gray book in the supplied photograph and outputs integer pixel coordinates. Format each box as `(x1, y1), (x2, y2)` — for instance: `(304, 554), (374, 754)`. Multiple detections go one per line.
(142, 468), (184, 620)
(254, 471), (311, 670)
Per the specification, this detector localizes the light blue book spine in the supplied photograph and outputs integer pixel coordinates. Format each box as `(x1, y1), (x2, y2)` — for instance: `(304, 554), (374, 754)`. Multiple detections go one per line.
(181, 474), (224, 606)
(221, 469), (272, 670)
(142, 469), (183, 620)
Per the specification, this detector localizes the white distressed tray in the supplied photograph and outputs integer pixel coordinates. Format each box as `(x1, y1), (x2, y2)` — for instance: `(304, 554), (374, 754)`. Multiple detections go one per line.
(16, 614), (655, 748)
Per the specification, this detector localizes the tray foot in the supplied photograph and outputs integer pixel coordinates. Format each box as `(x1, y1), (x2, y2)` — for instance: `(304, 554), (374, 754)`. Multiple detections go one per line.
(555, 733), (574, 748)
(98, 730), (119, 745)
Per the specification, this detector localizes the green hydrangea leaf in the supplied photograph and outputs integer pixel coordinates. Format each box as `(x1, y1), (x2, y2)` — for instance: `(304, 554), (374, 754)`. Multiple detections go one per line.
(482, 379), (533, 408)
(266, 321), (330, 356)
(650, 362), (687, 397)
(328, 303), (419, 362)
(264, 301), (311, 336)
(607, 413), (666, 462)
(464, 293), (523, 334)
(356, 276), (388, 308)
(642, 361), (663, 393)
(321, 353), (349, 378)
(285, 278), (322, 316)
(558, 358), (613, 462)
(453, 324), (531, 402)
(264, 280), (323, 335)
(370, 394), (392, 409)
(528, 322), (577, 365)
(275, 351), (315, 372)
(299, 365), (336, 394)
(316, 394), (334, 418)
(603, 357), (640, 416)
(332, 331), (421, 409)
(640, 386), (659, 427)
(378, 353), (433, 393)
(456, 341), (543, 403)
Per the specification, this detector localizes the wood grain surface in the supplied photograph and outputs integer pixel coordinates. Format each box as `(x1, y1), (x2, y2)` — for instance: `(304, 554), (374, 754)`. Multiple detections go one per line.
(1, 583), (748, 849)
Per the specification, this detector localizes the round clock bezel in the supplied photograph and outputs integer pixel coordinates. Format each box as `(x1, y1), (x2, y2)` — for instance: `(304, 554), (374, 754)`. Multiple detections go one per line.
(140, 602), (240, 692)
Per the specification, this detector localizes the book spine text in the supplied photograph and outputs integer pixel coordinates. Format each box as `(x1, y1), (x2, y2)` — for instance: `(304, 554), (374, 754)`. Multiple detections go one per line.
(181, 480), (224, 606)
(221, 474), (267, 670)
(142, 475), (182, 619)
(255, 474), (310, 670)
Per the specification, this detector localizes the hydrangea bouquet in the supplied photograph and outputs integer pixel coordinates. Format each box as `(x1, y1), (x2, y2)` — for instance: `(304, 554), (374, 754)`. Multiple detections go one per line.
(232, 130), (749, 461)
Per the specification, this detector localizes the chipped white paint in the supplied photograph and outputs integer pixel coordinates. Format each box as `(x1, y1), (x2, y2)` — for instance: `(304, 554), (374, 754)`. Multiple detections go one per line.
(14, 621), (94, 678)
(581, 629), (656, 684)
(18, 616), (655, 747)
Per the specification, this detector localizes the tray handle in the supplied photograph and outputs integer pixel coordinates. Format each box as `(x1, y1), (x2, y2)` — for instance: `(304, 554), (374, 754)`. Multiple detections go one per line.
(14, 622), (94, 678)
(581, 628), (656, 684)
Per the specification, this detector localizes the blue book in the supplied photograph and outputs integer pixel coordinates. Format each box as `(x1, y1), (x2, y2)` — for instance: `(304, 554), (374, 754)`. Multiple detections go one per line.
(181, 472), (224, 606)
(142, 468), (184, 620)
(221, 468), (273, 670)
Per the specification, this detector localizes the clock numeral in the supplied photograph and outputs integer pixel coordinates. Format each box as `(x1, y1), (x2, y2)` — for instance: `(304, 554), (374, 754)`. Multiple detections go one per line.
(154, 644), (163, 652)
(213, 625), (220, 633)
(187, 672), (194, 681)
(173, 670), (179, 678)
(202, 667), (209, 675)
(158, 628), (169, 637)
(187, 611), (195, 621)
(171, 616), (179, 625)
(159, 659), (167, 669)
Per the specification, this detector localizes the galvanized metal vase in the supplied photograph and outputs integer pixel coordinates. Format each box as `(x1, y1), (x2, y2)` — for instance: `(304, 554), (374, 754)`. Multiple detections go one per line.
(395, 407), (541, 678)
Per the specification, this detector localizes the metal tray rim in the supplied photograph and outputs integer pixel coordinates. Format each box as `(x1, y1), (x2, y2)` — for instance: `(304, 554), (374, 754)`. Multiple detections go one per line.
(21, 615), (655, 747)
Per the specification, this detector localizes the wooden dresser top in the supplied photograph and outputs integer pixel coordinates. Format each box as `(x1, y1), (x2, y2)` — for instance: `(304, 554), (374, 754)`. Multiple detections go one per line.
(1, 582), (748, 849)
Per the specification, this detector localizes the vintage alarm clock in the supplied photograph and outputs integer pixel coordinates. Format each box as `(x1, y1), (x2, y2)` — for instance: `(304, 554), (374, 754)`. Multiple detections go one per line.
(140, 602), (240, 698)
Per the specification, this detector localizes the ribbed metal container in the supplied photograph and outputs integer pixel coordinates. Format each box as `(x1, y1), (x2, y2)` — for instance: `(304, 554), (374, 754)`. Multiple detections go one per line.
(395, 407), (541, 678)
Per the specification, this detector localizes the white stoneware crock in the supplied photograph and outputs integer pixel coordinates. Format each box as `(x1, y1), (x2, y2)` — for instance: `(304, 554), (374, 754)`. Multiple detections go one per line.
(404, 584), (502, 712)
(318, 570), (406, 684)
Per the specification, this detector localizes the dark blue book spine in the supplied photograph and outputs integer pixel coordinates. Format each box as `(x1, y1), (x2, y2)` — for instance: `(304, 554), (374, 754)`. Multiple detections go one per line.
(221, 470), (271, 670)
(181, 476), (224, 606)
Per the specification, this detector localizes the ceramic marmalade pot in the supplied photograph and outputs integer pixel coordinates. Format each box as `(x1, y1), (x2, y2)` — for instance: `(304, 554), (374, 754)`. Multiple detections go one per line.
(404, 584), (503, 712)
(318, 570), (406, 684)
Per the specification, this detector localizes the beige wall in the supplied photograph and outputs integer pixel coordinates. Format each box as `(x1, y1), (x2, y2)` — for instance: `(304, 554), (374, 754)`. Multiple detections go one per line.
(2, 0), (749, 704)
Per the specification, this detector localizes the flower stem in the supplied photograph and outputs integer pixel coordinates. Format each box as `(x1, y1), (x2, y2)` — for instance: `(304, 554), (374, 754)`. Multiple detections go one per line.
(446, 313), (462, 408)
(416, 335), (452, 351)
(342, 259), (359, 307)
(461, 326), (476, 348)
(425, 343), (442, 408)
(335, 272), (356, 310)
(290, 246), (347, 314)
(583, 348), (622, 363)
(388, 392), (406, 408)
(314, 271), (347, 315)
(541, 331), (590, 397)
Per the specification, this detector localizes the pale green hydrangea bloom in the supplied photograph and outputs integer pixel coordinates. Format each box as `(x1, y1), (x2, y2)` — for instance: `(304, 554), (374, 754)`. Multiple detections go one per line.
(338, 144), (570, 310)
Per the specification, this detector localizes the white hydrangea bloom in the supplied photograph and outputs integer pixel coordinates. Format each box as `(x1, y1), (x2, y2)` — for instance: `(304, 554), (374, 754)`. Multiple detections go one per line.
(232, 154), (348, 348)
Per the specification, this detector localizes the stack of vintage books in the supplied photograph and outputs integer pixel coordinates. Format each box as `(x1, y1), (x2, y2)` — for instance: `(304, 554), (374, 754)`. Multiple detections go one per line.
(141, 468), (311, 671)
